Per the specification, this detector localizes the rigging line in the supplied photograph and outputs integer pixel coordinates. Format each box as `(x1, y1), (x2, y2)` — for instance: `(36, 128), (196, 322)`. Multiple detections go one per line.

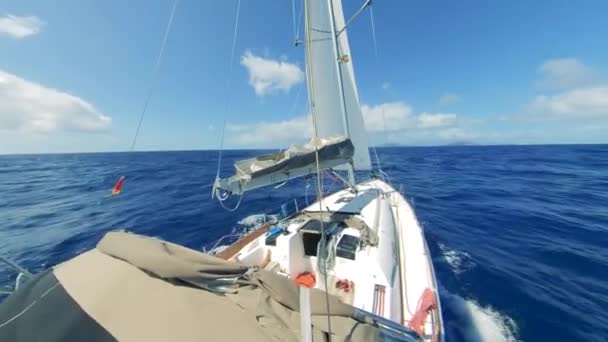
(328, 0), (354, 186)
(287, 83), (304, 117)
(296, 0), (304, 41)
(216, 191), (244, 212)
(292, 0), (297, 41)
(215, 0), (242, 183)
(0, 282), (60, 330)
(369, 5), (378, 59)
(306, 1), (332, 338)
(335, 0), (372, 37)
(130, 0), (180, 151)
(368, 3), (388, 178)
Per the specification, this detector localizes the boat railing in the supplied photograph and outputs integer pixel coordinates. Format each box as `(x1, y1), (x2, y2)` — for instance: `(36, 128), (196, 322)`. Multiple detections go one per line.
(353, 308), (423, 341)
(0, 256), (32, 295)
(204, 198), (302, 253)
(205, 233), (245, 254)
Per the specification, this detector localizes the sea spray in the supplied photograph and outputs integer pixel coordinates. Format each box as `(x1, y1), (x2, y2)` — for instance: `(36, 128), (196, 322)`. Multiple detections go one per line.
(440, 287), (519, 342)
(438, 242), (476, 275)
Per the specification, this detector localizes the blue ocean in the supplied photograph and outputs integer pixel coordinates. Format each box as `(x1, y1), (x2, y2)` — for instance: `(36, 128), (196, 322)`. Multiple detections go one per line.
(1, 145), (607, 341)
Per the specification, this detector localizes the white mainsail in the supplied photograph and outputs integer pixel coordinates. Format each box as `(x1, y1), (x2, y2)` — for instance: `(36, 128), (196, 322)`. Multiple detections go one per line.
(214, 0), (373, 197)
(305, 0), (372, 170)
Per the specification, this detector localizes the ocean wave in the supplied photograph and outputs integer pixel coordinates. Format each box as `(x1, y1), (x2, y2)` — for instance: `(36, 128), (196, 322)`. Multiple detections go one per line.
(441, 288), (519, 342)
(438, 243), (476, 275)
(2, 145), (607, 341)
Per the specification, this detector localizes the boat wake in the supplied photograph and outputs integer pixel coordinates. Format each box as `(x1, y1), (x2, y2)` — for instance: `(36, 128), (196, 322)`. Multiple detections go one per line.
(441, 288), (519, 342)
(438, 243), (476, 274)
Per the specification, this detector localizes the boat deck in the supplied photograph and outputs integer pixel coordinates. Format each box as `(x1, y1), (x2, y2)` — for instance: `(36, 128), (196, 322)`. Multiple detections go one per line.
(218, 179), (443, 341)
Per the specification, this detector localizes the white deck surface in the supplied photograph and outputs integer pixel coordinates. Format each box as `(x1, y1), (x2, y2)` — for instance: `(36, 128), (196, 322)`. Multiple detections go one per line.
(228, 179), (443, 341)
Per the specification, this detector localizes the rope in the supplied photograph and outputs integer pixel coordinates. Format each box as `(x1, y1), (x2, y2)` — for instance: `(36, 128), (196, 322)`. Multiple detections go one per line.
(304, 176), (312, 205)
(130, 0), (180, 151)
(304, 1), (332, 338)
(214, 0), (242, 195)
(0, 282), (60, 330)
(296, 0), (304, 42)
(292, 0), (297, 42)
(369, 5), (379, 59)
(216, 190), (244, 212)
(0, 256), (32, 278)
(287, 83), (304, 117)
(368, 3), (390, 183)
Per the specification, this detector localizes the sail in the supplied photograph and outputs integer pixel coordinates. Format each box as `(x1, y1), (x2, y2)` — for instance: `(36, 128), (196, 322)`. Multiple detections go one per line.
(214, 137), (354, 195)
(305, 0), (372, 170)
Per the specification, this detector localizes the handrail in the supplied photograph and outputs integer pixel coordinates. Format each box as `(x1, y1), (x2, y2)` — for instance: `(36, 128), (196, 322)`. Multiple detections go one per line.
(206, 233), (244, 254)
(353, 308), (422, 341)
(0, 255), (32, 294)
(204, 198), (300, 253)
(0, 256), (32, 278)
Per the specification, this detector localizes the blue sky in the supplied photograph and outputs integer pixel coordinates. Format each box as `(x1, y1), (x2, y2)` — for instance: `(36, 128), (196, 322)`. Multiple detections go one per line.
(1, 0), (608, 153)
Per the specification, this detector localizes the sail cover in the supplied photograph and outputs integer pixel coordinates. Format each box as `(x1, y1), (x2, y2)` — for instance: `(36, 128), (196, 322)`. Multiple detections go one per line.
(0, 232), (404, 341)
(305, 0), (372, 170)
(214, 136), (354, 195)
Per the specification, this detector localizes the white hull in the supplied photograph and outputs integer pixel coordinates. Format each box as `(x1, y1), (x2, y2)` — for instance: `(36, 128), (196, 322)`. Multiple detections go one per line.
(218, 179), (444, 341)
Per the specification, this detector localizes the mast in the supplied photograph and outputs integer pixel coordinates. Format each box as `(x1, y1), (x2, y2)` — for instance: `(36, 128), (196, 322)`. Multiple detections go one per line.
(327, 0), (356, 185)
(213, 0), (371, 199)
(303, 0), (372, 175)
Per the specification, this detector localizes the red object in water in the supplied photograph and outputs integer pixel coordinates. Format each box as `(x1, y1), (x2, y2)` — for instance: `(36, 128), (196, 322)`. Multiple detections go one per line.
(111, 176), (125, 195)
(408, 288), (437, 338)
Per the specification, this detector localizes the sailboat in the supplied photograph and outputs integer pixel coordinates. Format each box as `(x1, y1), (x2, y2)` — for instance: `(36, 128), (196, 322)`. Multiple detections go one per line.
(0, 1), (443, 341)
(212, 0), (444, 340)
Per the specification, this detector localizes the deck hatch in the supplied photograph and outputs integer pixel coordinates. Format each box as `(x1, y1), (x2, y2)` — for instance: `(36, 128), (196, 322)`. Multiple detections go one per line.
(336, 235), (359, 260)
(336, 190), (377, 214)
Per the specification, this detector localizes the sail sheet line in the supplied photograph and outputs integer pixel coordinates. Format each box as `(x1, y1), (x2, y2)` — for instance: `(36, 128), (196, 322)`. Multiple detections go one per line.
(214, 0), (243, 196)
(368, 3), (388, 181)
(130, 0), (180, 151)
(108, 0), (179, 196)
(335, 0), (372, 37)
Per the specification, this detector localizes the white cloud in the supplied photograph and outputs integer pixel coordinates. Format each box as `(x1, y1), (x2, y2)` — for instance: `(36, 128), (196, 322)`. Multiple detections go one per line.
(227, 115), (312, 147)
(0, 15), (44, 39)
(240, 51), (304, 96)
(0, 69), (111, 133)
(529, 86), (608, 118)
(362, 102), (460, 131)
(226, 102), (468, 148)
(517, 58), (608, 120)
(437, 93), (461, 106)
(361, 102), (414, 132)
(417, 112), (459, 128)
(536, 58), (598, 90)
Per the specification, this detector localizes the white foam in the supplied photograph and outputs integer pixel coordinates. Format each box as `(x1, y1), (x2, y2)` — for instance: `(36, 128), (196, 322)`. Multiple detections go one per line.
(441, 288), (519, 342)
(238, 214), (277, 227)
(438, 243), (475, 274)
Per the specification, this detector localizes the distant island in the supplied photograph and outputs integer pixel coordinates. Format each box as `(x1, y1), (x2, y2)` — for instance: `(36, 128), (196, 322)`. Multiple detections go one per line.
(374, 141), (478, 148)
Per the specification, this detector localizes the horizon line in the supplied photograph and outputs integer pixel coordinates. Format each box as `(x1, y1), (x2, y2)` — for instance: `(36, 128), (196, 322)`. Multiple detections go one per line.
(1, 142), (606, 156)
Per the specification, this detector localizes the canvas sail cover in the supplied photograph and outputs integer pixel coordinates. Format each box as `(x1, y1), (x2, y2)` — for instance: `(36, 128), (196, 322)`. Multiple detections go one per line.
(0, 232), (420, 341)
(214, 136), (354, 195)
(305, 0), (372, 170)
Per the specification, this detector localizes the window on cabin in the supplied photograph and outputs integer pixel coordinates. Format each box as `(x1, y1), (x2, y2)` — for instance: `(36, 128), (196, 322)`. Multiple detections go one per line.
(336, 235), (359, 260)
(302, 232), (322, 256)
